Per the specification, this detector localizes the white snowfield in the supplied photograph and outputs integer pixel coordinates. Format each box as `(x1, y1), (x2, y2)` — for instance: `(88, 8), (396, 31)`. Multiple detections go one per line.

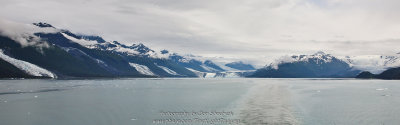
(128, 63), (155, 76)
(155, 64), (179, 75)
(0, 49), (56, 78)
(88, 42), (167, 59)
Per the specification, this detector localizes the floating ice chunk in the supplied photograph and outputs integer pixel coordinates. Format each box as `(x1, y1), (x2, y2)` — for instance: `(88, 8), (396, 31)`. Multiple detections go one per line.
(376, 88), (388, 91)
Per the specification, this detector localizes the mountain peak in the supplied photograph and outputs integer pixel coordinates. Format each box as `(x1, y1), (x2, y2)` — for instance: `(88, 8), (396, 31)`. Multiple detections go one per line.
(269, 52), (336, 69)
(112, 41), (122, 45)
(135, 43), (146, 48)
(160, 50), (169, 54)
(33, 22), (54, 28)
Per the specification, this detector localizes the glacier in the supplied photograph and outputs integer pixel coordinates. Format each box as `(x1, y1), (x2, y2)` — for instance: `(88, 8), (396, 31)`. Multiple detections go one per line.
(155, 64), (179, 75)
(128, 63), (155, 76)
(0, 49), (56, 78)
(185, 68), (247, 78)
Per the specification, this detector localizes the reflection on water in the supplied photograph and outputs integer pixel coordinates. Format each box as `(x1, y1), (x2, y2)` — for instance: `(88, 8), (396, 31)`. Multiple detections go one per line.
(238, 83), (298, 125)
(0, 78), (400, 125)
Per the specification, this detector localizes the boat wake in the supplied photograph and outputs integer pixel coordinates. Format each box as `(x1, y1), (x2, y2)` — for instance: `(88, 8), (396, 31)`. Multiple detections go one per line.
(238, 83), (298, 125)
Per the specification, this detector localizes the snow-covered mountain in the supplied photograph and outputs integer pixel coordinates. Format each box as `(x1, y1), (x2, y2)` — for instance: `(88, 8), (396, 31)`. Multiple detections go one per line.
(62, 28), (237, 75)
(8, 21), (378, 79)
(166, 52), (225, 72)
(250, 51), (361, 78)
(0, 21), (254, 78)
(0, 22), (199, 78)
(267, 51), (334, 69)
(340, 54), (400, 74)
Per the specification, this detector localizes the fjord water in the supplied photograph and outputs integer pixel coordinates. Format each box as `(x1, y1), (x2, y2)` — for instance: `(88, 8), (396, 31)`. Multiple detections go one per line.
(0, 79), (399, 125)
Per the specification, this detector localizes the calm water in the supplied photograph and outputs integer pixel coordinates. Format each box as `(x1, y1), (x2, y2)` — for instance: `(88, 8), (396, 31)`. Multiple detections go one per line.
(0, 78), (399, 125)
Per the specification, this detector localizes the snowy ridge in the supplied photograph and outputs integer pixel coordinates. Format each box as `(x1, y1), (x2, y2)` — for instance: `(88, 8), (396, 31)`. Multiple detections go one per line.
(0, 49), (56, 78)
(86, 41), (168, 59)
(269, 51), (334, 69)
(103, 43), (140, 55)
(128, 63), (155, 76)
(155, 64), (179, 75)
(61, 33), (98, 46)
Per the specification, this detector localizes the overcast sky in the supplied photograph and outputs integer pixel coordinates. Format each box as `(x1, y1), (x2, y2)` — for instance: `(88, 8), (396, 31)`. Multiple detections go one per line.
(1, 0), (400, 66)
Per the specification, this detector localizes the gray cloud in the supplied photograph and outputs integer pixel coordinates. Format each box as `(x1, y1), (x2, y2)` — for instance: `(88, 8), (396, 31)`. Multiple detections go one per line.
(0, 19), (59, 47)
(1, 0), (400, 66)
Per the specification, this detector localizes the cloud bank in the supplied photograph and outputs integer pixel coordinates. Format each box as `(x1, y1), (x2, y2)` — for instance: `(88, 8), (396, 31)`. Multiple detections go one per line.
(0, 19), (59, 47)
(1, 0), (400, 66)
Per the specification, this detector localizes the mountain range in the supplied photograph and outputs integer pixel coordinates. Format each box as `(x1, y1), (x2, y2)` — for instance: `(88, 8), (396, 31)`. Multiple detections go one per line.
(1, 22), (400, 79)
(0, 22), (254, 78)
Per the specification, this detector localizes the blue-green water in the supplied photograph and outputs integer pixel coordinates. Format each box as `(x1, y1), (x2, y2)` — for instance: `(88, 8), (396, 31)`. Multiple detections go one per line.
(0, 78), (399, 125)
